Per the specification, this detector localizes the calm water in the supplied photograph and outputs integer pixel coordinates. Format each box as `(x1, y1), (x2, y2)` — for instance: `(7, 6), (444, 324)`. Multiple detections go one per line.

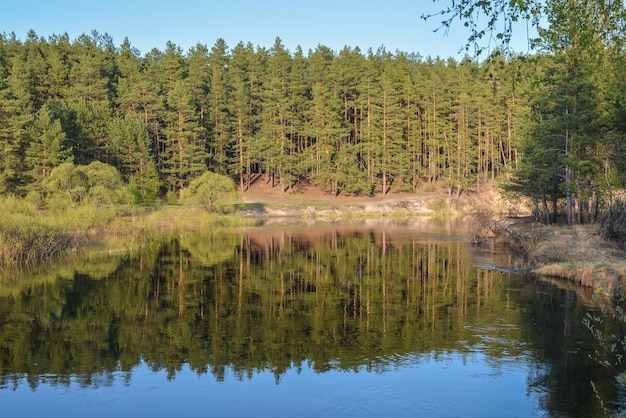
(1, 220), (625, 417)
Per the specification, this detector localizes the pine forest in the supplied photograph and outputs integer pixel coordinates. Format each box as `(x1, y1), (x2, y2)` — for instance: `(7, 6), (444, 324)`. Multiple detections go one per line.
(1, 26), (626, 224)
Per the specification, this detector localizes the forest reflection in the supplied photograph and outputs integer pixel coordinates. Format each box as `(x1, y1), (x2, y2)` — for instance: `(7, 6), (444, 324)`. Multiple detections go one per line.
(0, 224), (616, 415)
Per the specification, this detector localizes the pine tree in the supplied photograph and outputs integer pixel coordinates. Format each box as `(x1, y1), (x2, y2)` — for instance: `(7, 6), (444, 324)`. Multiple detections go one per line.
(207, 39), (232, 174)
(230, 42), (258, 191)
(108, 114), (159, 203)
(161, 79), (208, 193)
(378, 53), (408, 195)
(24, 103), (72, 188)
(332, 47), (371, 194)
(65, 31), (115, 104)
(354, 49), (384, 195)
(187, 42), (210, 146)
(287, 46), (310, 187)
(44, 33), (71, 100)
(304, 45), (342, 195)
(259, 38), (293, 191)
(115, 37), (144, 116)
(8, 30), (48, 111)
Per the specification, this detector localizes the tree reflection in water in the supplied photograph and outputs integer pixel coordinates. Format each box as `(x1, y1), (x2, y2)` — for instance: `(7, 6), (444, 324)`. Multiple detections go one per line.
(0, 223), (621, 416)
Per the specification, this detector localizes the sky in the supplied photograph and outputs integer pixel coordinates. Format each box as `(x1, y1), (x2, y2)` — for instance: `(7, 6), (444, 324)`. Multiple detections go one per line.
(1, 0), (536, 59)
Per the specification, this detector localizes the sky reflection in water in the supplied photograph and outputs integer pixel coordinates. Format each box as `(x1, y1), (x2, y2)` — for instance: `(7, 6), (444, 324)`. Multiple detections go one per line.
(1, 349), (540, 418)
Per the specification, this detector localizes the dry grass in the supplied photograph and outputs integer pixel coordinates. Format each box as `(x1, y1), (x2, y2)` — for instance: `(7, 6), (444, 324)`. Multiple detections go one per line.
(527, 225), (617, 264)
(512, 222), (626, 297)
(534, 262), (626, 296)
(470, 213), (626, 298)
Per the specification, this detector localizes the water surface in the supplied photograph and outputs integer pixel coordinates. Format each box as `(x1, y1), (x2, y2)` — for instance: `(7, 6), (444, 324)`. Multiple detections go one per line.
(0, 220), (622, 417)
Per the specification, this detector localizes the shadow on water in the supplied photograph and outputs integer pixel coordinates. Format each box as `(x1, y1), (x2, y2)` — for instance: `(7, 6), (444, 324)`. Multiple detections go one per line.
(0, 221), (624, 416)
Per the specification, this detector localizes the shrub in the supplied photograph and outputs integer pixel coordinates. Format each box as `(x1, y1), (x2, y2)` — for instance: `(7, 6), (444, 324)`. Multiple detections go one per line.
(43, 161), (132, 207)
(180, 171), (241, 214)
(83, 161), (132, 205)
(43, 162), (88, 204)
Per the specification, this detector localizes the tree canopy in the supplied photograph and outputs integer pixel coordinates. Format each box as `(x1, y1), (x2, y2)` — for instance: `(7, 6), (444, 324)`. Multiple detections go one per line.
(0, 31), (529, 200)
(427, 0), (626, 224)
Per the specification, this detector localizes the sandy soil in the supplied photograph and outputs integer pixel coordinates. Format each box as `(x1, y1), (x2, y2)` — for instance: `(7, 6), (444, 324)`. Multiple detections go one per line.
(241, 179), (434, 205)
(238, 178), (514, 219)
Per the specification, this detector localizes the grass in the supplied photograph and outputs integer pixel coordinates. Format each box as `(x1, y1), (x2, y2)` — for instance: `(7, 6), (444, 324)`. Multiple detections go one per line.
(534, 262), (626, 297)
(495, 219), (626, 299)
(0, 196), (254, 271)
(0, 196), (79, 269)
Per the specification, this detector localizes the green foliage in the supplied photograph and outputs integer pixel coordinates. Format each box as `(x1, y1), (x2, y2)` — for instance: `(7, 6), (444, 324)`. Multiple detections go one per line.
(1, 21), (626, 219)
(108, 115), (160, 204)
(422, 0), (544, 55)
(43, 161), (88, 204)
(43, 161), (131, 206)
(23, 103), (72, 188)
(83, 160), (132, 205)
(0, 30), (535, 201)
(180, 171), (241, 213)
(432, 1), (626, 225)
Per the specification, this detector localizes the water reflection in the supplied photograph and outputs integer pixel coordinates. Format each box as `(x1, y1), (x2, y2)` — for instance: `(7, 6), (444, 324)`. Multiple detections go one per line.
(0, 223), (622, 416)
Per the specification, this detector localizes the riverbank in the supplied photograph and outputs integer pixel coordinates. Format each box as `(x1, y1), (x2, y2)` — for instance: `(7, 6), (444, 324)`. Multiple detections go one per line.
(241, 181), (626, 299)
(0, 198), (253, 271)
(239, 180), (517, 219)
(495, 216), (626, 298)
(460, 209), (626, 300)
(3, 181), (625, 299)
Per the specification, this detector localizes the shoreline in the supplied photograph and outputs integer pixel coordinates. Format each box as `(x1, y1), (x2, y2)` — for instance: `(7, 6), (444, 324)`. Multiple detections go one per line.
(492, 216), (626, 300)
(3, 182), (625, 300)
(240, 182), (626, 299)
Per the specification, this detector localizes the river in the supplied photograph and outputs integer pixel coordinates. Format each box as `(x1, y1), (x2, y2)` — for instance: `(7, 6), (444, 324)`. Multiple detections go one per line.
(0, 219), (624, 417)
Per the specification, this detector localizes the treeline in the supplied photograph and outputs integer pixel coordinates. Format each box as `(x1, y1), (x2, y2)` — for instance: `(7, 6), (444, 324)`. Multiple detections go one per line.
(3, 29), (626, 226)
(0, 30), (530, 201)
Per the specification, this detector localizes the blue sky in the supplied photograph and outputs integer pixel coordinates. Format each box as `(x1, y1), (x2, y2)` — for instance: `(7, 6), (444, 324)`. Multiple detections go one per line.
(2, 0), (535, 58)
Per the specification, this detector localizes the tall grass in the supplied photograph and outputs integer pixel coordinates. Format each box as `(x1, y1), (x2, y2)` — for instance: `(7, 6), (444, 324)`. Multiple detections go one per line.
(135, 205), (254, 232)
(0, 196), (78, 269)
(0, 196), (254, 271)
(0, 195), (140, 270)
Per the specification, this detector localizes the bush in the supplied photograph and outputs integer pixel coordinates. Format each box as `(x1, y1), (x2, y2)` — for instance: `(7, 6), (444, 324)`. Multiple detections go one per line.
(128, 174), (159, 204)
(180, 171), (241, 214)
(43, 162), (88, 204)
(43, 161), (132, 207)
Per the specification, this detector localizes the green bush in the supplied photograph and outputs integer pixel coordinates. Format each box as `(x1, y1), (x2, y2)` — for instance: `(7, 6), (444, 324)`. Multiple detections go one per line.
(43, 162), (88, 204)
(43, 161), (132, 207)
(128, 174), (159, 204)
(180, 171), (241, 214)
